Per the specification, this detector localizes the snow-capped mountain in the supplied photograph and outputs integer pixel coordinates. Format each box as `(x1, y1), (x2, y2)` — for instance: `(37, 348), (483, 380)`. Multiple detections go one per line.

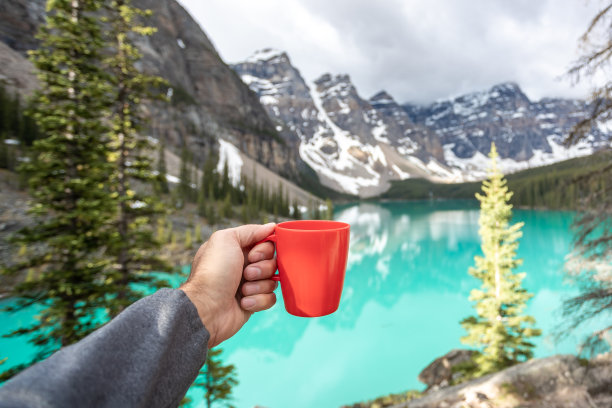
(403, 82), (609, 178)
(233, 49), (610, 197)
(232, 49), (454, 196)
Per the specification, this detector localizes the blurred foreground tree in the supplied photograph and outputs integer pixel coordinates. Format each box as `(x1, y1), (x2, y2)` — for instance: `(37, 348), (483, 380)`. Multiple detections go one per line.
(1, 0), (114, 380)
(460, 143), (540, 378)
(103, 0), (170, 316)
(189, 348), (238, 408)
(562, 2), (612, 355)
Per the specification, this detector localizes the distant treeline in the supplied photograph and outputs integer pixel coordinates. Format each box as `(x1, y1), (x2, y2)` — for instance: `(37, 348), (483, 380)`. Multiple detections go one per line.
(381, 149), (612, 210)
(157, 143), (332, 225)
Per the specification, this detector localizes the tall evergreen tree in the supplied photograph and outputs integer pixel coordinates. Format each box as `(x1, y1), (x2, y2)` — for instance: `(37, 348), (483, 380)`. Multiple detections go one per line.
(220, 159), (230, 199)
(178, 147), (193, 205)
(190, 348), (238, 408)
(1, 0), (114, 379)
(460, 143), (540, 378)
(156, 140), (169, 194)
(561, 2), (612, 355)
(103, 0), (170, 316)
(292, 200), (301, 220)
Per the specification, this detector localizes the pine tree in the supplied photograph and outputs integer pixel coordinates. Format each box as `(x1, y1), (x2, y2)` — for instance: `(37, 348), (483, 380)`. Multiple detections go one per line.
(292, 200), (301, 220)
(156, 140), (169, 194)
(194, 223), (202, 243)
(184, 228), (192, 249)
(202, 149), (216, 198)
(560, 3), (612, 356)
(220, 192), (232, 220)
(460, 143), (540, 378)
(0, 132), (8, 169)
(0, 84), (8, 134)
(197, 184), (206, 217)
(191, 348), (238, 408)
(1, 0), (115, 379)
(220, 159), (230, 199)
(103, 0), (170, 316)
(179, 147), (193, 205)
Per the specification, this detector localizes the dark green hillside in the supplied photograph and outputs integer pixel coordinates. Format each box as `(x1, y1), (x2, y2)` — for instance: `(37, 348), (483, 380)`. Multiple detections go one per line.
(381, 150), (612, 209)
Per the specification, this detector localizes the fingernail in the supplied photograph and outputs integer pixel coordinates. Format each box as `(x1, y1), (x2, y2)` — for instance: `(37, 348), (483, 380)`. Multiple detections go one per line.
(247, 266), (261, 279)
(242, 297), (256, 309)
(264, 222), (275, 228)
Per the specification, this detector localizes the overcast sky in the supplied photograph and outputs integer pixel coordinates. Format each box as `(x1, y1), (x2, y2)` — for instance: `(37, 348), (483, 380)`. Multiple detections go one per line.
(178, 0), (605, 105)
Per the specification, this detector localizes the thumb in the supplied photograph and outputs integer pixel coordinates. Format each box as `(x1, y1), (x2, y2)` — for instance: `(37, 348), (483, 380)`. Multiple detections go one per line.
(232, 223), (276, 248)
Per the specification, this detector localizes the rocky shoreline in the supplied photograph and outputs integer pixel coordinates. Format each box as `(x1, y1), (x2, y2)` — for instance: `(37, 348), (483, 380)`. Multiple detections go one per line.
(346, 353), (612, 408)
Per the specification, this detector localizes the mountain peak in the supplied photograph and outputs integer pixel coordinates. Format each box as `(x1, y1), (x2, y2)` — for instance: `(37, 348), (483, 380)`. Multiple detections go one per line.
(369, 90), (396, 105)
(489, 81), (529, 101)
(245, 48), (289, 64)
(314, 73), (352, 86)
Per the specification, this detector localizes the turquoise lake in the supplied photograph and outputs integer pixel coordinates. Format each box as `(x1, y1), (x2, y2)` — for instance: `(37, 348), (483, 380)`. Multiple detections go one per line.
(0, 200), (600, 407)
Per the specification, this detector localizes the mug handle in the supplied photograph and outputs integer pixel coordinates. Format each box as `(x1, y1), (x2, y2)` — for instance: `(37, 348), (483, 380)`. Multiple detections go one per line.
(254, 234), (280, 282)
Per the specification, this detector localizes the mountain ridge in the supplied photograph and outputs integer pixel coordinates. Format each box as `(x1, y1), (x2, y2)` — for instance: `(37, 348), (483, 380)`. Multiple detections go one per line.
(232, 48), (610, 196)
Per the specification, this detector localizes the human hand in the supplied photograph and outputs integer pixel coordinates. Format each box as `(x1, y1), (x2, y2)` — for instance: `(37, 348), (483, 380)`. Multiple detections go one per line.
(180, 223), (277, 348)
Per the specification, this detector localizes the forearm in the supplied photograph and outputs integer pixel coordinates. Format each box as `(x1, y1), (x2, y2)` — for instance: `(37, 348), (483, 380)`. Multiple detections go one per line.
(0, 288), (209, 408)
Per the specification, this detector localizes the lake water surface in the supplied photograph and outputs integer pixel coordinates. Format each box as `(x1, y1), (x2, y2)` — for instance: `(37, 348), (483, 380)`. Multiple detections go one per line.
(0, 200), (596, 407)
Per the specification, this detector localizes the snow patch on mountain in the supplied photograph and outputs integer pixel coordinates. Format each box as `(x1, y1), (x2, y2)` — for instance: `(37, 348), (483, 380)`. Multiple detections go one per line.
(245, 48), (285, 63)
(444, 136), (595, 180)
(217, 139), (244, 186)
(298, 81), (383, 195)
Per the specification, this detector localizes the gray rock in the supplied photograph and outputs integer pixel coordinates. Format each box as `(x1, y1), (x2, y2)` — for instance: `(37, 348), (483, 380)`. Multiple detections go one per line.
(392, 354), (612, 408)
(418, 349), (476, 390)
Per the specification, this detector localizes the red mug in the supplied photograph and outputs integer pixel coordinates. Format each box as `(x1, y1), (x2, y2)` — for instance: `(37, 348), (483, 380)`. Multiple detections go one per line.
(257, 220), (350, 317)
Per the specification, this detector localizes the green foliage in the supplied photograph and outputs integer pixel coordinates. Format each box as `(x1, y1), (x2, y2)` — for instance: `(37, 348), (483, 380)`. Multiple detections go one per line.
(219, 193), (233, 220)
(195, 223), (202, 243)
(169, 84), (197, 107)
(558, 5), (612, 356)
(345, 389), (422, 408)
(184, 228), (192, 248)
(190, 348), (238, 408)
(206, 201), (217, 226)
(292, 200), (301, 220)
(179, 147), (194, 205)
(459, 143), (541, 379)
(156, 140), (169, 194)
(1, 0), (116, 375)
(382, 150), (612, 211)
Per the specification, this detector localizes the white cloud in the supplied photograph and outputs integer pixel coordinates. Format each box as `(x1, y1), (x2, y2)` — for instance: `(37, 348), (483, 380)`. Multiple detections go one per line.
(178, 0), (605, 104)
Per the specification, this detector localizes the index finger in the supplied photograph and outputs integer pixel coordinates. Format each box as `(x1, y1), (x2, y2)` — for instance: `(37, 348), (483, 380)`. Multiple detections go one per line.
(248, 241), (275, 263)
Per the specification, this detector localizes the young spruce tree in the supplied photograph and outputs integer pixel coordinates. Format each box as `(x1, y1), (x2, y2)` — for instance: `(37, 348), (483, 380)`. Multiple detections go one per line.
(191, 348), (238, 408)
(460, 143), (540, 378)
(1, 0), (114, 379)
(103, 0), (170, 316)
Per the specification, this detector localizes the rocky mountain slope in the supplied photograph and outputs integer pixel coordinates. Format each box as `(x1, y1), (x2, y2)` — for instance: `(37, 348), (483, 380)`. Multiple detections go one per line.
(0, 0), (323, 204)
(233, 49), (610, 197)
(403, 82), (609, 178)
(232, 50), (453, 196)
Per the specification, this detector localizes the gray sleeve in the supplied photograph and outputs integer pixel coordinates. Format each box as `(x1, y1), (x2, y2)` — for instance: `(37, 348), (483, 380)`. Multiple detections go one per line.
(0, 288), (210, 408)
